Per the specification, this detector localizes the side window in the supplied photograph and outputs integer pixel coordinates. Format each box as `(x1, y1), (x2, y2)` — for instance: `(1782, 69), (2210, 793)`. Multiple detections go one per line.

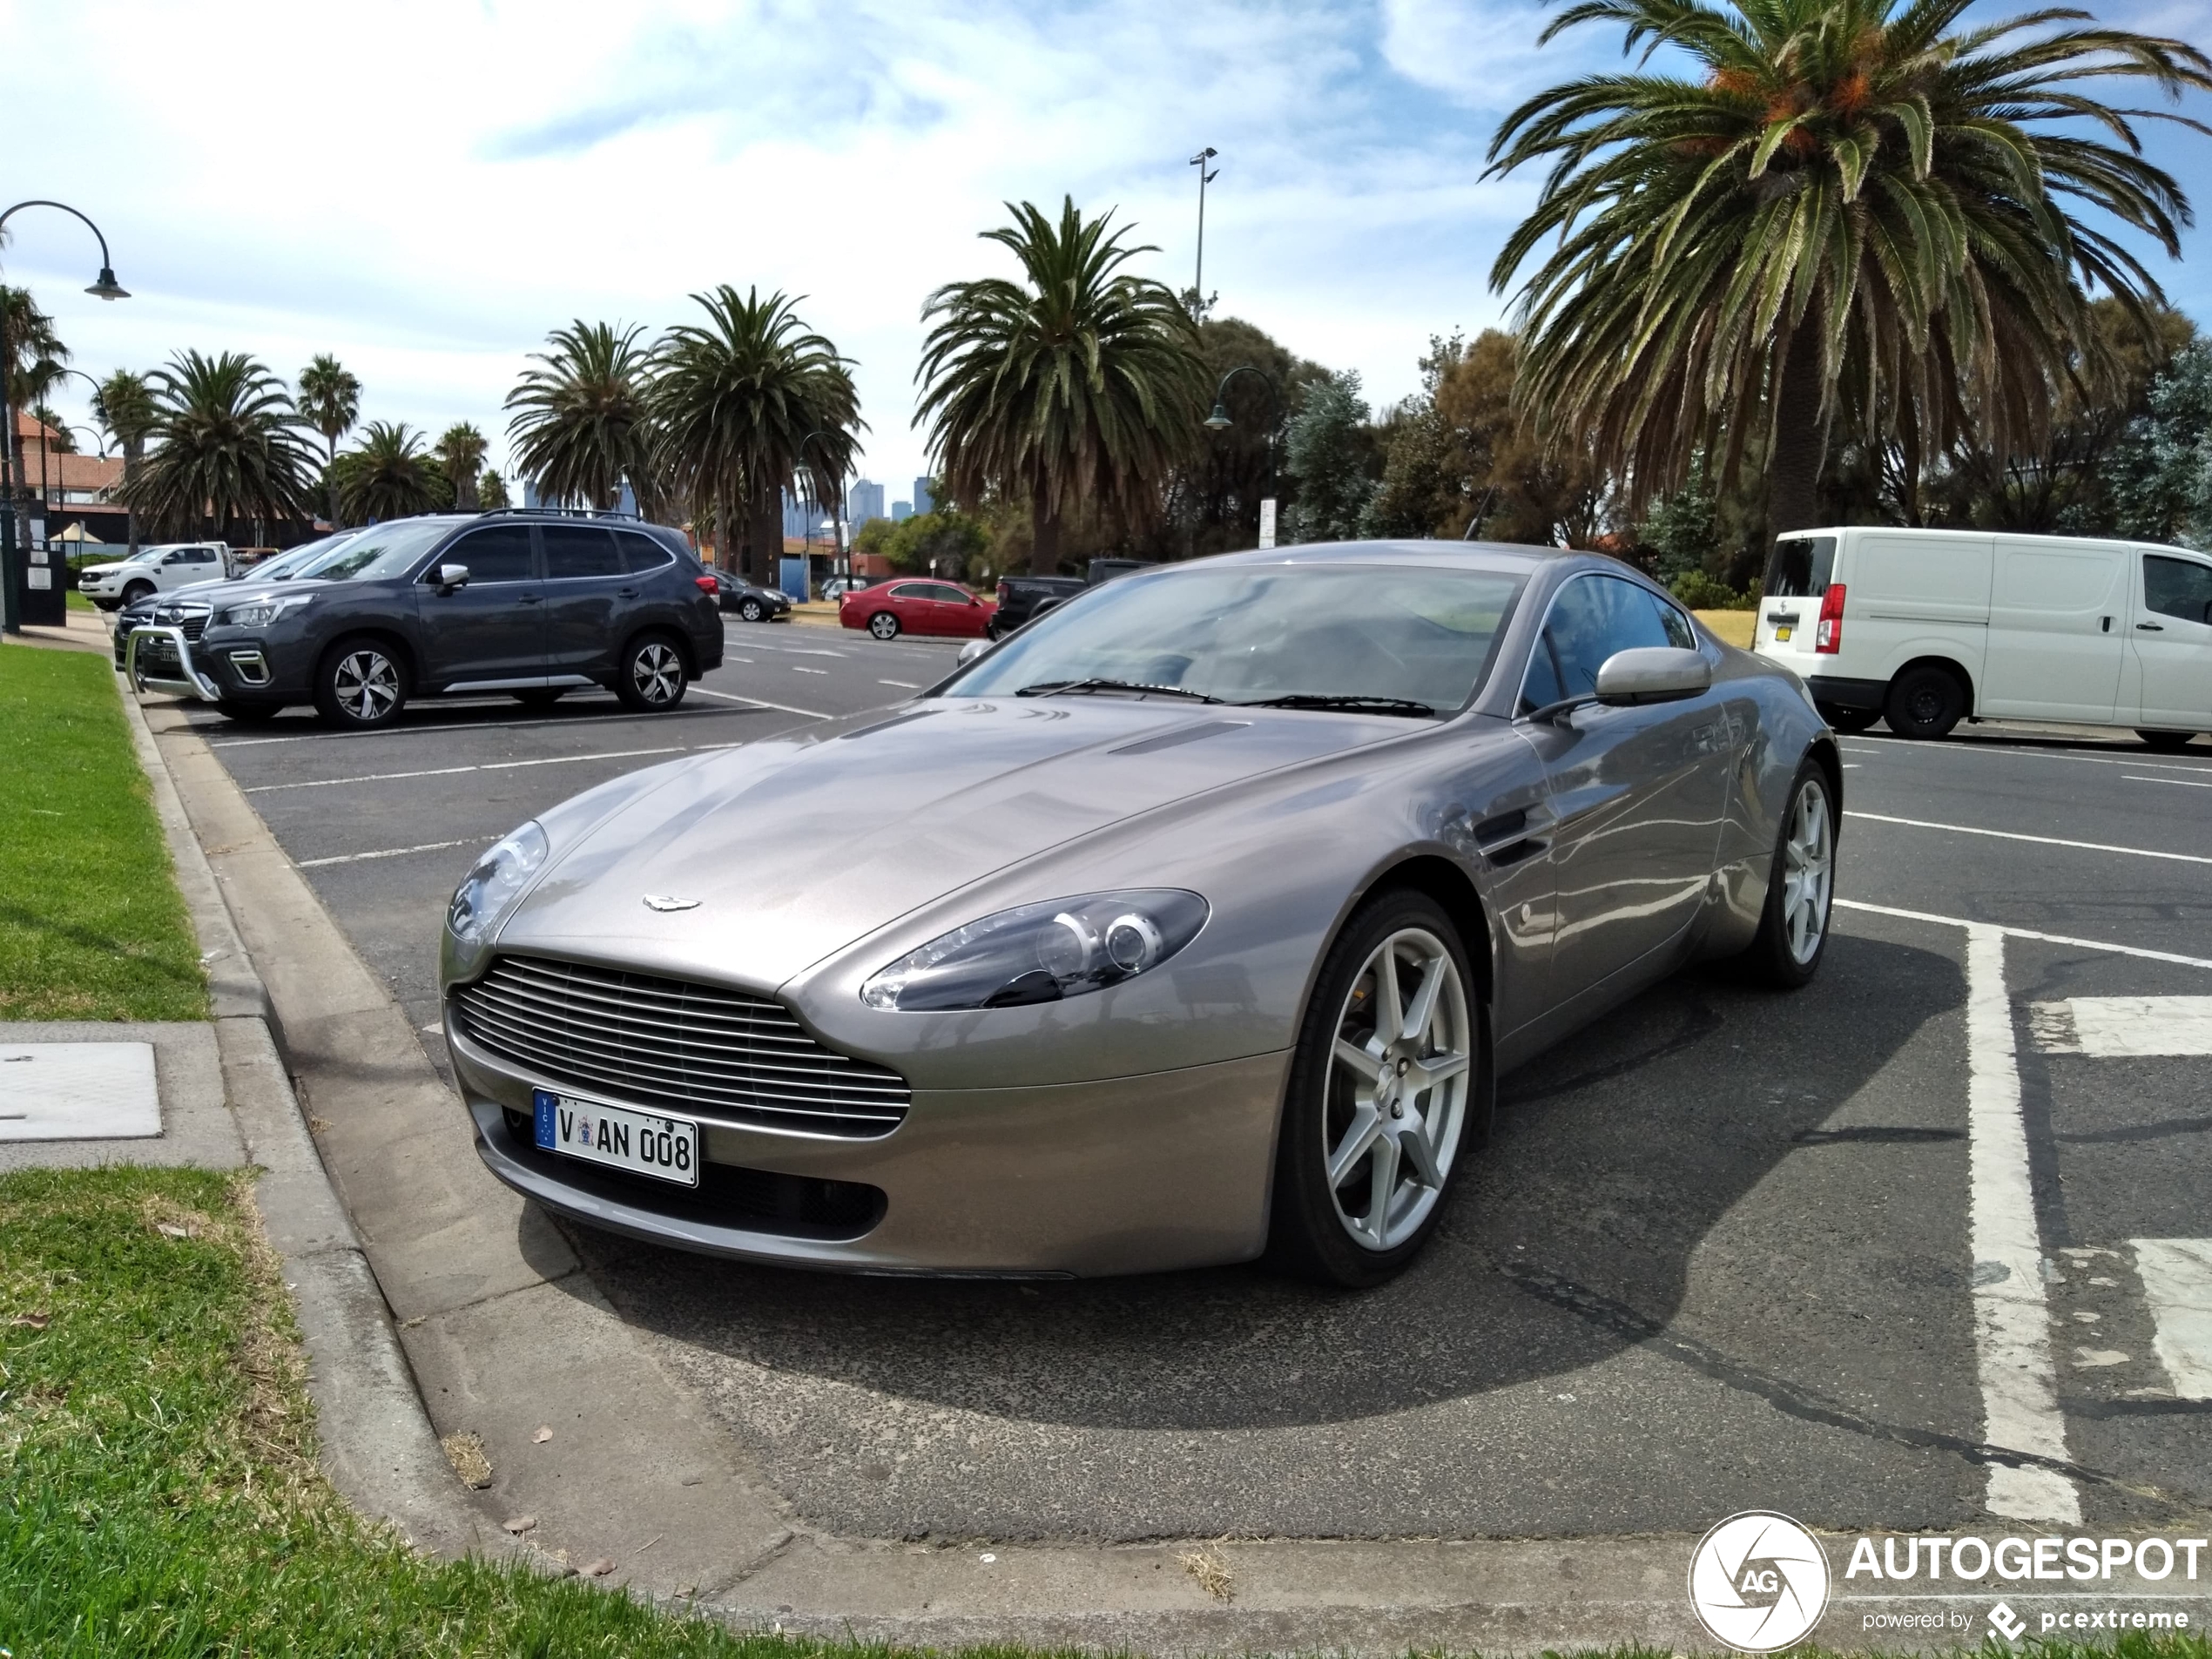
(890, 583), (928, 601)
(1650, 593), (1697, 651)
(2144, 555), (2212, 626)
(543, 523), (623, 580)
(186, 548), (217, 564)
(924, 583), (969, 604)
(1530, 575), (1674, 705)
(440, 524), (535, 583)
(615, 529), (674, 574)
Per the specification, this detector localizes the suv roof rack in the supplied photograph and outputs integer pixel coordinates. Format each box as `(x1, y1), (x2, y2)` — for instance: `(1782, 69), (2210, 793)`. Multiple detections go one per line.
(475, 506), (646, 522)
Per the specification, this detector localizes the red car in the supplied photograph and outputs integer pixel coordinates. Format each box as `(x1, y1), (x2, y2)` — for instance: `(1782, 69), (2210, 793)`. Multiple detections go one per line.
(839, 577), (997, 640)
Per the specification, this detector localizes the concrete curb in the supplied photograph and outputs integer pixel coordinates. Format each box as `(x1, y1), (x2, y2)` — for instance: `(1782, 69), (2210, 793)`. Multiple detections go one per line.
(116, 674), (489, 1559)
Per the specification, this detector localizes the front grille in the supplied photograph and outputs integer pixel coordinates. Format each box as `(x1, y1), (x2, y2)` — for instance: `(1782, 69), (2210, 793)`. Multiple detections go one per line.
(455, 954), (909, 1137)
(153, 601), (211, 641)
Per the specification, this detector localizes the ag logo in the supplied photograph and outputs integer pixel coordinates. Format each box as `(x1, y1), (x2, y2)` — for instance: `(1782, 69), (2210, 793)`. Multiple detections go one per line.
(1688, 1511), (1831, 1652)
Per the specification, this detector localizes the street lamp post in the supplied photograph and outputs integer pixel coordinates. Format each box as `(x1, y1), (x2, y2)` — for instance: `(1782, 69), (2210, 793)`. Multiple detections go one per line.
(1204, 364), (1284, 550)
(0, 199), (129, 633)
(798, 428), (853, 589)
(1187, 148), (1219, 316)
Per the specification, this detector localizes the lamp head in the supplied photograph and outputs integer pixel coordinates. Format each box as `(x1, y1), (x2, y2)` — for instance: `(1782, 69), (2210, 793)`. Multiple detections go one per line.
(86, 266), (130, 301)
(1204, 401), (1232, 431)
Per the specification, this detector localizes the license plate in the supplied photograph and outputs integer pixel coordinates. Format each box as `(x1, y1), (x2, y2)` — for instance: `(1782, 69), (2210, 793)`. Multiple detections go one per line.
(533, 1089), (698, 1186)
(1773, 624), (1792, 642)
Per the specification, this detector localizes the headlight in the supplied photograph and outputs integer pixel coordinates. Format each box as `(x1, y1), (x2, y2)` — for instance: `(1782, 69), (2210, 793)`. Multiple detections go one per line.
(447, 821), (550, 944)
(223, 595), (310, 628)
(860, 890), (1208, 1011)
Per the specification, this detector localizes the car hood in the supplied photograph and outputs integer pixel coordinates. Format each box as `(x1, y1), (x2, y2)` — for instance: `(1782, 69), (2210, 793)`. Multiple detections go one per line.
(81, 562), (142, 577)
(498, 698), (1421, 991)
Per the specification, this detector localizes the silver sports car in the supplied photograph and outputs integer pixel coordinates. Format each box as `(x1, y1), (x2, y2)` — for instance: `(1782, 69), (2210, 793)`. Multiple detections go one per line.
(441, 541), (1838, 1285)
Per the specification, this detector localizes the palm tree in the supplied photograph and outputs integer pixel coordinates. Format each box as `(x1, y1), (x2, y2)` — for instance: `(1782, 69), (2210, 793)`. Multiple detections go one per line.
(338, 421), (442, 523)
(650, 287), (861, 583)
(435, 421), (489, 510)
(92, 369), (158, 556)
(1485, 0), (2212, 543)
(3, 286), (68, 553)
(479, 468), (510, 509)
(295, 354), (362, 528)
(916, 198), (1207, 572)
(505, 320), (656, 513)
(118, 350), (316, 538)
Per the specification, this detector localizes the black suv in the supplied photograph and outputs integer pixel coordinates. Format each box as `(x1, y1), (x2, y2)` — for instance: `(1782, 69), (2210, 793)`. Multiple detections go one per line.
(124, 512), (724, 728)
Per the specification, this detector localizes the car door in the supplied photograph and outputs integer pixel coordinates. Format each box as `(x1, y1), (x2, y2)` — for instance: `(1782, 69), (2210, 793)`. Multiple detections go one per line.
(1517, 573), (1735, 1008)
(1980, 538), (2128, 723)
(886, 581), (933, 631)
(414, 523), (546, 688)
(539, 522), (629, 679)
(926, 583), (988, 635)
(159, 546), (219, 590)
(2131, 550), (2212, 732)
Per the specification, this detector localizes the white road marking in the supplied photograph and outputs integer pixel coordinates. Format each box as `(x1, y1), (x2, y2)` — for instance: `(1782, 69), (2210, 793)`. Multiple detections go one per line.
(298, 838), (482, 869)
(2125, 772), (2212, 789)
(688, 686), (833, 718)
(2130, 1240), (2212, 1399)
(242, 745), (686, 793)
(792, 666), (828, 675)
(880, 678), (920, 689)
(1835, 899), (2212, 971)
(1841, 741), (2212, 779)
(202, 705), (747, 748)
(1846, 812), (2212, 867)
(2027, 996), (2212, 1056)
(1963, 924), (2080, 1523)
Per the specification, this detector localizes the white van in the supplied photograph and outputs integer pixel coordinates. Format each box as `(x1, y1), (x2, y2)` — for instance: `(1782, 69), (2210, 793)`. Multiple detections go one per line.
(1751, 526), (2212, 750)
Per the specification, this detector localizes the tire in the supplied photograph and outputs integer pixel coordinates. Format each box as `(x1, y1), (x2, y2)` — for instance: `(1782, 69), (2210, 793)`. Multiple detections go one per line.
(214, 700), (284, 724)
(1883, 664), (1966, 739)
(738, 597), (765, 622)
(122, 581), (154, 606)
(867, 610), (900, 640)
(614, 632), (688, 712)
(1818, 704), (1880, 735)
(1266, 889), (1485, 1288)
(511, 689), (566, 710)
(313, 637), (408, 729)
(2136, 729), (2200, 753)
(93, 598), (120, 613)
(1736, 760), (1838, 989)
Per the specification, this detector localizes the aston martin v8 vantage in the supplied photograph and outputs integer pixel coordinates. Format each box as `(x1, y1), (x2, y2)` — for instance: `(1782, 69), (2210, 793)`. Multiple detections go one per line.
(440, 542), (1839, 1285)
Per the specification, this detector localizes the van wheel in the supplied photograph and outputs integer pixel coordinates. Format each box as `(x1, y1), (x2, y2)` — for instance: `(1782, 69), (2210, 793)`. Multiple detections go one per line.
(2137, 729), (2200, 753)
(1818, 705), (1880, 735)
(1883, 665), (1966, 740)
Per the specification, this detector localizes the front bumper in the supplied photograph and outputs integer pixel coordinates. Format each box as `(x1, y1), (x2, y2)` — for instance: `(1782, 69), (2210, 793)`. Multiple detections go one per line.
(446, 1008), (1287, 1277)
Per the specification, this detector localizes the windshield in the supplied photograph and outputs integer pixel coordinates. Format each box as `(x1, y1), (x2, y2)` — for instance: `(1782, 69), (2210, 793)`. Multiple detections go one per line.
(295, 520), (454, 583)
(253, 532), (355, 581)
(949, 565), (1525, 714)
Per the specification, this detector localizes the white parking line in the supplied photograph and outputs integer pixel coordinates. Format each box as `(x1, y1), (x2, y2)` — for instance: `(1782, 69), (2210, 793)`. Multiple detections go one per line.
(298, 838), (482, 869)
(1843, 742), (2212, 778)
(1846, 812), (2212, 867)
(2125, 773), (2212, 789)
(689, 686), (833, 718)
(2027, 996), (2212, 1056)
(242, 745), (687, 793)
(1963, 924), (2080, 1523)
(792, 666), (828, 675)
(201, 705), (752, 748)
(880, 679), (920, 689)
(1836, 899), (2212, 971)
(2130, 1240), (2212, 1399)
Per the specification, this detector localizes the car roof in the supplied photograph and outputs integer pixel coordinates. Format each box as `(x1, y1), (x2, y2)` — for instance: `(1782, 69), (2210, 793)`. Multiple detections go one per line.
(1173, 538), (1575, 577)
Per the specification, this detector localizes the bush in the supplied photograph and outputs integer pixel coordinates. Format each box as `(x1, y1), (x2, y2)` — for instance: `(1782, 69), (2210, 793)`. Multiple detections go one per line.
(1669, 569), (1760, 610)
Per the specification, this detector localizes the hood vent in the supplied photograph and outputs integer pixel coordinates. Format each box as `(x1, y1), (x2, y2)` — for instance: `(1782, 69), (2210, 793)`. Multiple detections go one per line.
(1109, 718), (1251, 757)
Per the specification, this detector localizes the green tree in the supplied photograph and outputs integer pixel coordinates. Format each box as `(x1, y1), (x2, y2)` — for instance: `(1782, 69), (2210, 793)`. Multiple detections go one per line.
(119, 351), (316, 538)
(295, 354), (361, 527)
(1639, 452), (1723, 583)
(336, 421), (448, 522)
(1160, 316), (1329, 558)
(27, 405), (74, 452)
(478, 468), (510, 510)
(1282, 371), (1376, 543)
(885, 508), (992, 578)
(92, 369), (159, 556)
(2107, 341), (2212, 547)
(649, 287), (860, 584)
(435, 421), (489, 510)
(1486, 0), (2212, 551)
(506, 321), (657, 516)
(3, 286), (69, 552)
(917, 197), (1207, 573)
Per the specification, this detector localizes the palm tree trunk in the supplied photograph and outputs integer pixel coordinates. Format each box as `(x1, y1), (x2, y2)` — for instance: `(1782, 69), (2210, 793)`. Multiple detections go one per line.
(1029, 483), (1060, 576)
(750, 482), (782, 590)
(1766, 318), (1828, 548)
(326, 436), (341, 529)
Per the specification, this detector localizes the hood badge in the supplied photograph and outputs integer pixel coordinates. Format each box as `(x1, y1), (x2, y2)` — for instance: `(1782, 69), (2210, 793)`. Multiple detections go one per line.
(642, 894), (701, 913)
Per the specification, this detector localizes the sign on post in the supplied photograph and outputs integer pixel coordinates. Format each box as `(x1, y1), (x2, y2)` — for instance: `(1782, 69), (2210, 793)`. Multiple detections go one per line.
(1258, 498), (1278, 550)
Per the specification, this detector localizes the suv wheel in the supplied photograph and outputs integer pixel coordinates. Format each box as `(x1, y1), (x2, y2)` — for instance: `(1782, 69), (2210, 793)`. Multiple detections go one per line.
(867, 610), (900, 640)
(615, 634), (688, 712)
(1883, 664), (1966, 739)
(314, 637), (408, 728)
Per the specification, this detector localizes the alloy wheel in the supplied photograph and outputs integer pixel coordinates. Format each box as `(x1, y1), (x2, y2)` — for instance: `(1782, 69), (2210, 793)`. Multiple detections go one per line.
(1781, 777), (1834, 965)
(869, 612), (900, 640)
(1323, 927), (1473, 1251)
(631, 642), (682, 705)
(333, 650), (399, 722)
(740, 599), (763, 621)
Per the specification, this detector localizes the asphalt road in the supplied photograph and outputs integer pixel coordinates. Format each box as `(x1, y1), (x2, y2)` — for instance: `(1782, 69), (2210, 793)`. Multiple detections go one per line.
(174, 623), (2212, 1542)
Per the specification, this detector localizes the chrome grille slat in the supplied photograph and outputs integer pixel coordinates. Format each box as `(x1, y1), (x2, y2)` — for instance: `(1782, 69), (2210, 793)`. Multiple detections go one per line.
(455, 954), (909, 1136)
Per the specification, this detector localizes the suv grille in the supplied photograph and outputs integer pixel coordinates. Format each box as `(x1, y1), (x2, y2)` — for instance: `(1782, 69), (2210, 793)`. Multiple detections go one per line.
(153, 600), (212, 641)
(454, 954), (909, 1137)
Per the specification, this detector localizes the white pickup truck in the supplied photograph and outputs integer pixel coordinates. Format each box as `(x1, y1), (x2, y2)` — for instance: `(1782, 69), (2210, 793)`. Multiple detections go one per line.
(77, 543), (236, 610)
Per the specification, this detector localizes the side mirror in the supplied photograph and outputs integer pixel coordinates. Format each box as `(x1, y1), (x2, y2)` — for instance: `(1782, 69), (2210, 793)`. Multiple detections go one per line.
(435, 563), (470, 593)
(956, 637), (992, 666)
(1595, 646), (1712, 706)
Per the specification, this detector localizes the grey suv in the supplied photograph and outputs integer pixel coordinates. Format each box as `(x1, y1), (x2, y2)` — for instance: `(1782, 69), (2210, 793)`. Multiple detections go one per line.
(125, 512), (724, 727)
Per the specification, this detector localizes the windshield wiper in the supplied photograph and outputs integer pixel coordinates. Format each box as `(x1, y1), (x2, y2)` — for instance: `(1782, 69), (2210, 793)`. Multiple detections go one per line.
(1015, 678), (1224, 703)
(1238, 693), (1439, 718)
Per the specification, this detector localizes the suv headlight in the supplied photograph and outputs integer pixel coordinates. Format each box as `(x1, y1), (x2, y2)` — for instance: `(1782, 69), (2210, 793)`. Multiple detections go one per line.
(223, 595), (310, 628)
(447, 821), (549, 945)
(860, 890), (1208, 1011)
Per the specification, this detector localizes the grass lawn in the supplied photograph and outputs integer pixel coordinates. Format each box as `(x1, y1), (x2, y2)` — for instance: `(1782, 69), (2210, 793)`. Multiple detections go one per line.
(1693, 609), (1757, 649)
(0, 643), (205, 1020)
(66, 587), (96, 612)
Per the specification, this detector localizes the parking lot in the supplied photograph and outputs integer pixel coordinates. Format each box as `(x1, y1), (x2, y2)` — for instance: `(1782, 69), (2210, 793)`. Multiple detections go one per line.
(168, 618), (2212, 1543)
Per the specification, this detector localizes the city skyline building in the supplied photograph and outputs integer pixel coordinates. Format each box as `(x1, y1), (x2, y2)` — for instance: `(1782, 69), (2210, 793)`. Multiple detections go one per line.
(913, 477), (934, 516)
(848, 478), (887, 528)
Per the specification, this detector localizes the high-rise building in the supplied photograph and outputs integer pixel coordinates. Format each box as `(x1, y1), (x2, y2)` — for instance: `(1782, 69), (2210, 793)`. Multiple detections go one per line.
(913, 477), (934, 516)
(847, 479), (887, 527)
(892, 500), (913, 523)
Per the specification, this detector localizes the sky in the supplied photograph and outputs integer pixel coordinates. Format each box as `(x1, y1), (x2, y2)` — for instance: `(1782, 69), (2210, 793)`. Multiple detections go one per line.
(8, 0), (2211, 500)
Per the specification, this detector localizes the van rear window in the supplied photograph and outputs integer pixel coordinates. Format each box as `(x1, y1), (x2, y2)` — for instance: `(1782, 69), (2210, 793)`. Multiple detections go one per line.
(1764, 536), (1836, 598)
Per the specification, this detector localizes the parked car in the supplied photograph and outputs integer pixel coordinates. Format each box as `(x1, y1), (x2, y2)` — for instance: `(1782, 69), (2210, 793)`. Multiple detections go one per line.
(716, 577), (792, 623)
(838, 577), (995, 639)
(78, 542), (234, 610)
(441, 541), (1838, 1285)
(989, 575), (1085, 637)
(110, 533), (361, 671)
(819, 576), (874, 603)
(1753, 525), (2212, 747)
(125, 512), (723, 727)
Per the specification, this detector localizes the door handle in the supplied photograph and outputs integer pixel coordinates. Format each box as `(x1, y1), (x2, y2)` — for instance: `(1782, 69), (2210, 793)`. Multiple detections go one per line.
(2101, 616), (2112, 632)
(617, 587), (638, 598)
(2138, 621), (2164, 631)
(518, 594), (543, 605)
